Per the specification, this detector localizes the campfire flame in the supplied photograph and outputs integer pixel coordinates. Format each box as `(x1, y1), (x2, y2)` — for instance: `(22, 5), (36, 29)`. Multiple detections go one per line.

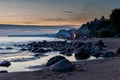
(73, 34), (77, 38)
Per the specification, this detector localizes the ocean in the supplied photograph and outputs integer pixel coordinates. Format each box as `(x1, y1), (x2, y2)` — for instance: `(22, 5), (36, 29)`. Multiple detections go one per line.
(0, 37), (77, 72)
(0, 25), (72, 36)
(0, 25), (75, 72)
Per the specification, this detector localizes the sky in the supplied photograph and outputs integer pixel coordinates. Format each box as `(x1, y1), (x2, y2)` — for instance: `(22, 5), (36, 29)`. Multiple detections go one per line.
(0, 0), (120, 26)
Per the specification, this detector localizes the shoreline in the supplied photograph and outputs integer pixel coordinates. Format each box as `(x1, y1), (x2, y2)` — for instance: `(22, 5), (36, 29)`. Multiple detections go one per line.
(0, 38), (120, 80)
(0, 57), (120, 80)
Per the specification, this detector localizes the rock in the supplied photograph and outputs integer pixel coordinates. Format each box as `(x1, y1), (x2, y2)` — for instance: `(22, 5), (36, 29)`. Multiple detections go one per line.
(74, 42), (83, 49)
(0, 48), (4, 50)
(0, 70), (8, 73)
(6, 47), (13, 50)
(32, 48), (51, 53)
(95, 40), (105, 47)
(46, 56), (65, 66)
(90, 46), (104, 58)
(34, 53), (40, 57)
(0, 60), (11, 67)
(31, 47), (39, 52)
(65, 53), (72, 56)
(35, 48), (48, 53)
(101, 52), (117, 58)
(117, 47), (120, 55)
(91, 51), (103, 58)
(59, 49), (74, 56)
(50, 59), (74, 72)
(28, 47), (32, 51)
(59, 50), (67, 55)
(20, 48), (27, 51)
(75, 47), (90, 60)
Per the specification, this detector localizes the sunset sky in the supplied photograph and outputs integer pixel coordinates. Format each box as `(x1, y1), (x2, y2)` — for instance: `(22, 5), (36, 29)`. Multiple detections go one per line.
(0, 0), (120, 26)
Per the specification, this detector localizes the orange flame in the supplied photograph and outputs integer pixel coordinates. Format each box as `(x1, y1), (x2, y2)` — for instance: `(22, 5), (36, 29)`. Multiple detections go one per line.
(73, 34), (77, 38)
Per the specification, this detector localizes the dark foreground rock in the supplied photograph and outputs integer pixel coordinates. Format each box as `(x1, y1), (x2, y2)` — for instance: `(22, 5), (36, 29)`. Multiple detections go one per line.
(0, 60), (11, 67)
(0, 70), (8, 73)
(46, 56), (65, 66)
(50, 59), (74, 72)
(75, 47), (90, 60)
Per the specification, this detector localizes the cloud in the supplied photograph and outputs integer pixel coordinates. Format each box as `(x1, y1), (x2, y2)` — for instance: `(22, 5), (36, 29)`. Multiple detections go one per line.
(62, 11), (74, 14)
(43, 18), (67, 21)
(22, 21), (36, 24)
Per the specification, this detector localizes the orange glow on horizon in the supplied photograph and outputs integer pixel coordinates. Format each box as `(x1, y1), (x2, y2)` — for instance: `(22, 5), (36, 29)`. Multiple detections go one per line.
(0, 20), (84, 27)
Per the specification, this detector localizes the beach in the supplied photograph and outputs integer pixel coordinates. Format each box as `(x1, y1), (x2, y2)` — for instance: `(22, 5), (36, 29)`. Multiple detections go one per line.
(0, 57), (120, 80)
(0, 0), (120, 80)
(0, 38), (120, 80)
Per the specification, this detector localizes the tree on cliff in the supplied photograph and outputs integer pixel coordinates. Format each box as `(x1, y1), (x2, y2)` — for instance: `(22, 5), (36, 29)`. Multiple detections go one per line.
(109, 8), (120, 34)
(110, 8), (120, 24)
(90, 8), (120, 37)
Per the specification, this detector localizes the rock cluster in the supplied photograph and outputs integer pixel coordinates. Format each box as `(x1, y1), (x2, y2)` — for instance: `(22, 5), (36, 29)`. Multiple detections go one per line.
(46, 56), (74, 72)
(22, 39), (119, 59)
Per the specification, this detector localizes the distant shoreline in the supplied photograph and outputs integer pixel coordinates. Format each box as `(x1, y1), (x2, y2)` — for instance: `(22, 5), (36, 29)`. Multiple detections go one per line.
(8, 34), (56, 38)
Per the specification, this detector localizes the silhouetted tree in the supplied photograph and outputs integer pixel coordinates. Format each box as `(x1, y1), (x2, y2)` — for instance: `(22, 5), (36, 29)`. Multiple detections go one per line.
(100, 16), (106, 22)
(109, 8), (120, 34)
(110, 8), (120, 24)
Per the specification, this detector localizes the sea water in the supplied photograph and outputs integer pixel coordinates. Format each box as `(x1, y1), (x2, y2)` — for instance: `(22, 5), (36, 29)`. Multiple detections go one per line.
(0, 37), (96, 72)
(0, 37), (77, 72)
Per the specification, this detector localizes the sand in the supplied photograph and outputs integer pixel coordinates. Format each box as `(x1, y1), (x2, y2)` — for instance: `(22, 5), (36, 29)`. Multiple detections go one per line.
(0, 58), (120, 80)
(0, 38), (120, 80)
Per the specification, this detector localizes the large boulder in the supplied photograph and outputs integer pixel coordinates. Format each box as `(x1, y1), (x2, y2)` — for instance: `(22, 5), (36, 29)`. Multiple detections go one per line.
(50, 59), (74, 72)
(75, 47), (90, 60)
(95, 40), (105, 47)
(0, 60), (11, 67)
(46, 56), (65, 66)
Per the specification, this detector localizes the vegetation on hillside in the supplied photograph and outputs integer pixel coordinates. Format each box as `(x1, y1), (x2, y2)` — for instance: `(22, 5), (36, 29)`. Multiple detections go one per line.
(89, 8), (120, 37)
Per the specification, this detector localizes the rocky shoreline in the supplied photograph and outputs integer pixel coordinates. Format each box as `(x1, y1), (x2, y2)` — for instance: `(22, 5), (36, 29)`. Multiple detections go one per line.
(16, 38), (120, 60)
(0, 38), (120, 75)
(12, 38), (120, 72)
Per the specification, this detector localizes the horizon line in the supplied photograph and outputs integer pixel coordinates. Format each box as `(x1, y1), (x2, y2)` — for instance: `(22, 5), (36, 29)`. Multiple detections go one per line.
(0, 23), (81, 27)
